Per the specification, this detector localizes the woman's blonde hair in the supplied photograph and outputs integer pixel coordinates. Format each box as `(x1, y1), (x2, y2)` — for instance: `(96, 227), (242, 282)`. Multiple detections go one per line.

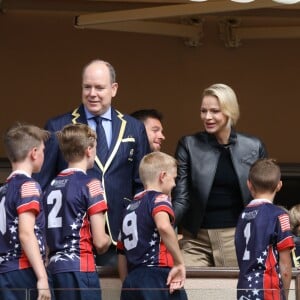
(289, 204), (300, 236)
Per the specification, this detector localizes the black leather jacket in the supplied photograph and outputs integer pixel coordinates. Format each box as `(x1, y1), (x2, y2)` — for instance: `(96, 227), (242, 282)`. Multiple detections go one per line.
(172, 130), (267, 236)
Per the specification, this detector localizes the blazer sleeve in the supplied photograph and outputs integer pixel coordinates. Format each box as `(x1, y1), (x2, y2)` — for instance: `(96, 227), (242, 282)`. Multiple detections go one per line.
(33, 119), (62, 190)
(132, 121), (151, 195)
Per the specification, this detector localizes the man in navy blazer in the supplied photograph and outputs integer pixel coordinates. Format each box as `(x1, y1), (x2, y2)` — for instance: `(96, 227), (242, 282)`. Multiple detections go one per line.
(35, 60), (150, 266)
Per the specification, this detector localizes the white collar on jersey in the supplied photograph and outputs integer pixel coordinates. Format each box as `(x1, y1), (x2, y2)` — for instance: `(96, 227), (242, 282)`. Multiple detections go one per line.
(7, 170), (31, 180)
(61, 168), (87, 175)
(249, 198), (273, 205)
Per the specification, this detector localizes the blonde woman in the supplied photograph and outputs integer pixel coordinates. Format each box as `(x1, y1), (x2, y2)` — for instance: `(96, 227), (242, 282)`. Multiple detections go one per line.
(173, 83), (267, 267)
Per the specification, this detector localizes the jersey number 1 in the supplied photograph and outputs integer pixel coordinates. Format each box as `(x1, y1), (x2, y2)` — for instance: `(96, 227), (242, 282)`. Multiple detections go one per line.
(243, 222), (251, 260)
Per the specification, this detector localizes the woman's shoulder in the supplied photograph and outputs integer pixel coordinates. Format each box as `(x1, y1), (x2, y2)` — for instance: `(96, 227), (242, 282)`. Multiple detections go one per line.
(179, 131), (207, 141)
(176, 132), (212, 152)
(236, 131), (264, 143)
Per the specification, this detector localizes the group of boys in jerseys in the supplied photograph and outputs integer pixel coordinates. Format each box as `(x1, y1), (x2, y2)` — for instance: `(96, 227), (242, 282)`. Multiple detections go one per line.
(0, 122), (297, 300)
(0, 123), (187, 300)
(0, 120), (294, 300)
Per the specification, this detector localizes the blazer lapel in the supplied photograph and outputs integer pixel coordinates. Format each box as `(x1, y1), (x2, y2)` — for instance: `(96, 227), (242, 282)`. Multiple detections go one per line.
(102, 109), (126, 172)
(71, 105), (88, 125)
(92, 108), (126, 173)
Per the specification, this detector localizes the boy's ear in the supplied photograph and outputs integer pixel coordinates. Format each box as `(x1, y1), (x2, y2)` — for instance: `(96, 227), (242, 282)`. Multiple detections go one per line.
(86, 146), (93, 157)
(30, 147), (38, 160)
(276, 180), (283, 192)
(159, 171), (166, 182)
(247, 179), (252, 191)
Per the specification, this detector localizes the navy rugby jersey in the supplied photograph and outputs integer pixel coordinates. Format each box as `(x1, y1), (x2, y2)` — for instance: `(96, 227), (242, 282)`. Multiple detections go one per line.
(117, 190), (174, 271)
(235, 199), (294, 300)
(43, 168), (107, 274)
(0, 171), (46, 273)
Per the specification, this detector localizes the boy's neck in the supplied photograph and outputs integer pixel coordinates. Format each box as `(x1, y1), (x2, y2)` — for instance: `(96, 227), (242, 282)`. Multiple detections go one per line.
(252, 192), (275, 202)
(11, 162), (33, 176)
(68, 161), (88, 172)
(144, 184), (163, 193)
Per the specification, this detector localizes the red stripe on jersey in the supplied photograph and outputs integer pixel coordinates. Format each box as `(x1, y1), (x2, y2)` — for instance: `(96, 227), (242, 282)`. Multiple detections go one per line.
(21, 182), (40, 198)
(152, 206), (175, 222)
(278, 214), (291, 232)
(17, 201), (40, 215)
(58, 170), (75, 176)
(117, 240), (125, 254)
(79, 215), (95, 272)
(88, 201), (107, 216)
(263, 247), (281, 300)
(19, 250), (31, 269)
(87, 180), (103, 198)
(277, 236), (295, 251)
(158, 241), (173, 267)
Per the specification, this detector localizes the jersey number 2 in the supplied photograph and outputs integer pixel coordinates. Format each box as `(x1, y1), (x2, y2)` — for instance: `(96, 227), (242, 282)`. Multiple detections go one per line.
(47, 190), (62, 228)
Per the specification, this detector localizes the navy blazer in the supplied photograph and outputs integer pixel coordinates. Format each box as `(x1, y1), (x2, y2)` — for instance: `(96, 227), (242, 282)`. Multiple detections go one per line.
(35, 104), (150, 243)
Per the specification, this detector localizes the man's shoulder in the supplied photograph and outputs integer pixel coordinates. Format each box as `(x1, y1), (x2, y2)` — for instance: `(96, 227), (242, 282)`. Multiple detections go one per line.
(45, 106), (83, 130)
(46, 111), (72, 124)
(114, 109), (144, 126)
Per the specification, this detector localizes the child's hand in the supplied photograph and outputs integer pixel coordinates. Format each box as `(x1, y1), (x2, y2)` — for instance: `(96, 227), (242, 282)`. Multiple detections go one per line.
(166, 264), (186, 294)
(37, 278), (51, 300)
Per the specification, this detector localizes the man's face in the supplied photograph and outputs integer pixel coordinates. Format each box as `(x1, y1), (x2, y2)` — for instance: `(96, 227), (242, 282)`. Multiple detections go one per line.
(82, 62), (118, 116)
(144, 117), (165, 152)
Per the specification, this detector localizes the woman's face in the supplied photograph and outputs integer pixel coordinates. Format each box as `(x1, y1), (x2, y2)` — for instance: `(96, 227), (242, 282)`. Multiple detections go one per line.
(200, 95), (229, 137)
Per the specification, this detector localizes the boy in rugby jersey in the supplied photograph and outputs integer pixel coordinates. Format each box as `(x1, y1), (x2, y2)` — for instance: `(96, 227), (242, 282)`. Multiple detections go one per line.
(117, 152), (187, 300)
(0, 123), (51, 300)
(289, 204), (300, 268)
(235, 158), (294, 300)
(43, 123), (111, 300)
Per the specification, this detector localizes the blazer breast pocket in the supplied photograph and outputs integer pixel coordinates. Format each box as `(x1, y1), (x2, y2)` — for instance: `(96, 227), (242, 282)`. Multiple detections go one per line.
(121, 137), (136, 162)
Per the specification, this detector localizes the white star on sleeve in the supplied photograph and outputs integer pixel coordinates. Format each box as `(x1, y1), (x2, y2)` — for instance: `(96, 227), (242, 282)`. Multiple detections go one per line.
(9, 225), (17, 233)
(70, 222), (78, 230)
(149, 240), (156, 246)
(257, 256), (264, 264)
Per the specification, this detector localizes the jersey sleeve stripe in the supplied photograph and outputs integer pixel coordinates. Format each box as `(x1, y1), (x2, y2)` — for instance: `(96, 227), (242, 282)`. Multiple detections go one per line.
(277, 236), (295, 251)
(17, 201), (40, 215)
(152, 206), (175, 222)
(88, 201), (107, 215)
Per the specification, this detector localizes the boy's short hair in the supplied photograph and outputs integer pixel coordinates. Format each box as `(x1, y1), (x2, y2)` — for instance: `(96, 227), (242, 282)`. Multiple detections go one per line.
(4, 123), (50, 163)
(248, 158), (281, 193)
(56, 123), (97, 163)
(139, 152), (177, 186)
(289, 204), (300, 236)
